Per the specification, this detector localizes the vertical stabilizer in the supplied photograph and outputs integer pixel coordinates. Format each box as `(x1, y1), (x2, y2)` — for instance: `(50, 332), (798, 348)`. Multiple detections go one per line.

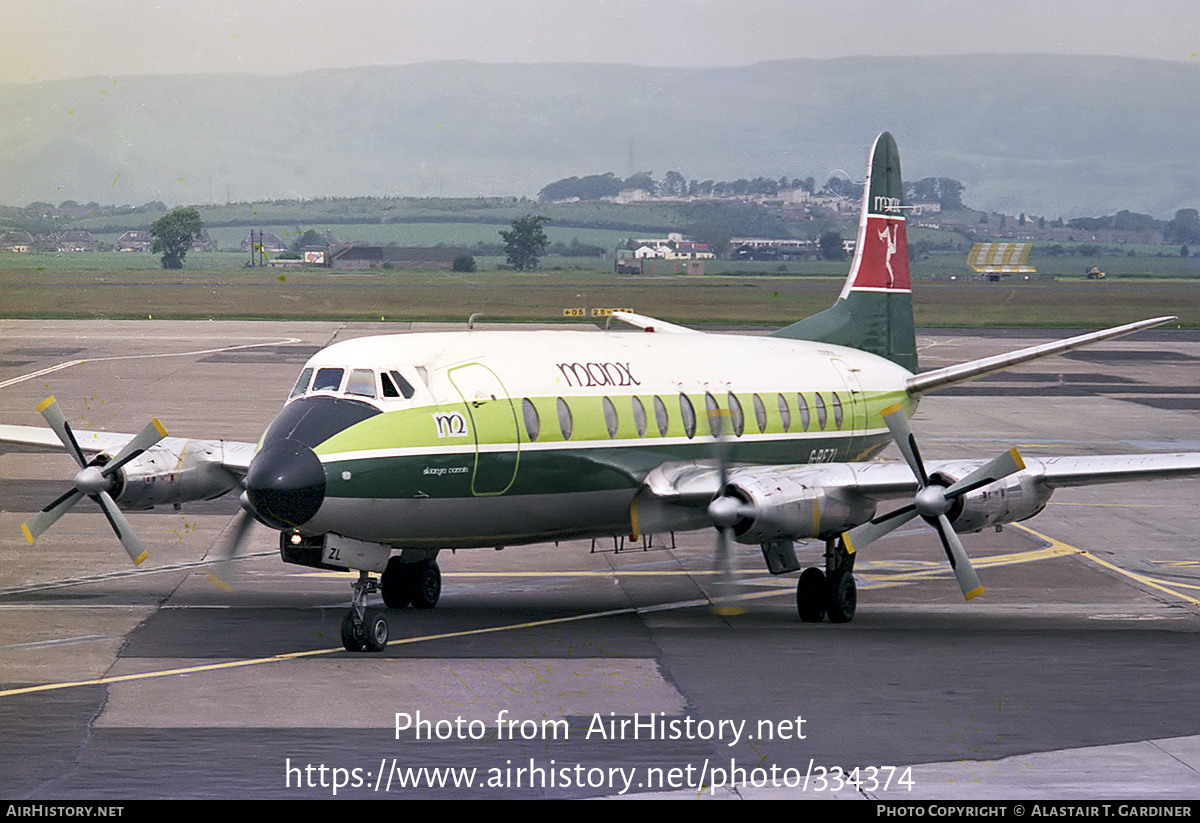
(772, 132), (917, 372)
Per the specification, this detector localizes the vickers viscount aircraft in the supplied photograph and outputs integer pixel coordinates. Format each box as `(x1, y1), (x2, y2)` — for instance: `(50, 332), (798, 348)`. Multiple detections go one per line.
(5, 132), (1200, 652)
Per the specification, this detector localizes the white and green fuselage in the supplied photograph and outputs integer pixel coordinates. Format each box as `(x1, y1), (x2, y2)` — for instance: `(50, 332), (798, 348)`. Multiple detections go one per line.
(287, 330), (914, 548)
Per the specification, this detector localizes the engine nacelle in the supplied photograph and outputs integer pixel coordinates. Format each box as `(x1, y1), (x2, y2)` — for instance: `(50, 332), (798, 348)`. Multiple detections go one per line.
(725, 470), (876, 544)
(936, 471), (1053, 534)
(110, 440), (242, 510)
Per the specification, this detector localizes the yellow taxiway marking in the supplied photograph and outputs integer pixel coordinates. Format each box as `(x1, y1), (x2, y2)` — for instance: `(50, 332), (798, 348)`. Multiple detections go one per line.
(1012, 523), (1200, 607)
(854, 543), (1080, 588)
(0, 588), (779, 701)
(8, 529), (1196, 700)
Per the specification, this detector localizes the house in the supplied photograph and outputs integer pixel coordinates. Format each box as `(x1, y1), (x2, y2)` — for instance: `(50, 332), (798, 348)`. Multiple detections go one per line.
(191, 230), (219, 252)
(1, 230), (34, 253)
(55, 231), (100, 252)
(116, 231), (152, 252)
(240, 232), (288, 253)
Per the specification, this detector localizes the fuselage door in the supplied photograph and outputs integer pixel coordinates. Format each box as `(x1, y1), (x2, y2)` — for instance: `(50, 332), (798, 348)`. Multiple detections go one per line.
(448, 363), (519, 496)
(831, 358), (865, 458)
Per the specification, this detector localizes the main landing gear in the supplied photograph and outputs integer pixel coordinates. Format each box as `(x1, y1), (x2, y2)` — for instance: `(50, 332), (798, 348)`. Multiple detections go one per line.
(380, 556), (441, 610)
(795, 537), (857, 624)
(340, 557), (443, 652)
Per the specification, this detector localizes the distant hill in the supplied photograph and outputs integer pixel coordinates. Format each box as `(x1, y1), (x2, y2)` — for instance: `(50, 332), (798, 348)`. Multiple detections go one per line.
(1, 55), (1197, 217)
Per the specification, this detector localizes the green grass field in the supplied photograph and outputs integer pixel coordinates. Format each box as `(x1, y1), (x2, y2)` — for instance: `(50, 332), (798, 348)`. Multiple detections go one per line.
(0, 256), (1196, 328)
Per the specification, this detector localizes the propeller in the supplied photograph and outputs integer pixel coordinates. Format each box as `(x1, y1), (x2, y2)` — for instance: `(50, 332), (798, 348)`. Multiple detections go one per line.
(203, 492), (258, 592)
(705, 408), (754, 615)
(842, 402), (1026, 600)
(22, 396), (167, 565)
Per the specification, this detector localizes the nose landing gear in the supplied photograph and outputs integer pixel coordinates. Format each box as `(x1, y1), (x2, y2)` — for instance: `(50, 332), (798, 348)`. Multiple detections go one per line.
(340, 558), (443, 652)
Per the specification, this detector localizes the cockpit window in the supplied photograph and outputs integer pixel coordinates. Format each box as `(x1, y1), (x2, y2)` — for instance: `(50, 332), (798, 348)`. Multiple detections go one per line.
(346, 369), (377, 398)
(289, 368), (313, 399)
(390, 370), (416, 399)
(313, 367), (344, 392)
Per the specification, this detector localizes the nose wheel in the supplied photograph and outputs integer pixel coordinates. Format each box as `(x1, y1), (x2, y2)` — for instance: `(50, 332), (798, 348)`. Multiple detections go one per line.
(342, 570), (389, 652)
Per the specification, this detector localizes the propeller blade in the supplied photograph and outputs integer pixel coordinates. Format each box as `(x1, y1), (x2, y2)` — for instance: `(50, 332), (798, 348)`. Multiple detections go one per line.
(711, 524), (745, 616)
(103, 418), (168, 475)
(880, 403), (929, 485)
(930, 513), (983, 600)
(37, 396), (87, 468)
(842, 503), (919, 552)
(942, 447), (1026, 498)
(706, 407), (745, 614)
(22, 488), (85, 542)
(205, 508), (256, 592)
(93, 491), (148, 565)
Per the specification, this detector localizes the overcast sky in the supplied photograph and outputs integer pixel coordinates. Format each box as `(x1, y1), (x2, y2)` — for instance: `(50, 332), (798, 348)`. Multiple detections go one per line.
(2, 0), (1196, 83)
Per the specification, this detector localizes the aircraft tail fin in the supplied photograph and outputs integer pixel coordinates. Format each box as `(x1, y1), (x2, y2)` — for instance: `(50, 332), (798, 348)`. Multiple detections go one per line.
(771, 131), (917, 372)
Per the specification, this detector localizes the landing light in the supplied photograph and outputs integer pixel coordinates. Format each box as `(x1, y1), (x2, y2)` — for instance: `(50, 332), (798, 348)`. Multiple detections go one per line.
(290, 532), (303, 545)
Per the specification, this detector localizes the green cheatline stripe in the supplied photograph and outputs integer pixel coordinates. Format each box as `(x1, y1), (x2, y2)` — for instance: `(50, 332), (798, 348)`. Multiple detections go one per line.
(322, 431), (896, 500)
(316, 389), (911, 456)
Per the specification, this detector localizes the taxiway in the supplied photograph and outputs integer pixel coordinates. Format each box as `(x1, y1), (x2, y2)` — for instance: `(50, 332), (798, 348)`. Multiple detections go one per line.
(1, 319), (1198, 799)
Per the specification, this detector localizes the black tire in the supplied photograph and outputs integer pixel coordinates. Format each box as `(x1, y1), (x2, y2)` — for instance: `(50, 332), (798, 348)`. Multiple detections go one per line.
(341, 612), (365, 651)
(796, 567), (827, 623)
(406, 560), (441, 610)
(381, 557), (411, 609)
(825, 568), (857, 624)
(363, 609), (389, 652)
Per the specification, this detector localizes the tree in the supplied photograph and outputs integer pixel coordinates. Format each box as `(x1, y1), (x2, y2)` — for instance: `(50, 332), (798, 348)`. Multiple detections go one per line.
(500, 215), (550, 271)
(150, 207), (203, 269)
(452, 254), (477, 272)
(1164, 209), (1200, 245)
(818, 231), (846, 261)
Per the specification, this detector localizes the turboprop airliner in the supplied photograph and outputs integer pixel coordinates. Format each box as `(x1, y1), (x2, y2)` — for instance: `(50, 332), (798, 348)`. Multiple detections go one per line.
(6, 132), (1200, 652)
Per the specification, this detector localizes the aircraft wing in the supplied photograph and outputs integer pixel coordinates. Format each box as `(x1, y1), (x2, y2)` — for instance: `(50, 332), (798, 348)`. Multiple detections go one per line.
(0, 423), (257, 475)
(640, 452), (1200, 525)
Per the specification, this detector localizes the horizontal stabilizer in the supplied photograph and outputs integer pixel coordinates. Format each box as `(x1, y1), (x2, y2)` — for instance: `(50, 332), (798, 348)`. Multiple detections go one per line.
(609, 312), (700, 334)
(907, 316), (1175, 395)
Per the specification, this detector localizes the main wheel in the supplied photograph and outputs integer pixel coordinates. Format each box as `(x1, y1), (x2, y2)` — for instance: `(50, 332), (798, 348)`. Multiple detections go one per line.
(825, 568), (857, 624)
(380, 557), (411, 609)
(363, 609), (389, 652)
(796, 567), (827, 623)
(341, 612), (365, 651)
(406, 560), (441, 610)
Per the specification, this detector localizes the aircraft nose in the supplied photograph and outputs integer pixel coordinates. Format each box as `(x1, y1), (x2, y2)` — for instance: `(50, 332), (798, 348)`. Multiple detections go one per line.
(245, 438), (326, 530)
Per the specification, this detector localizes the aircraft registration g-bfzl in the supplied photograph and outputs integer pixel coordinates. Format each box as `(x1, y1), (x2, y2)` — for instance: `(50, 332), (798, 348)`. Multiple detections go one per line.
(6, 132), (1200, 652)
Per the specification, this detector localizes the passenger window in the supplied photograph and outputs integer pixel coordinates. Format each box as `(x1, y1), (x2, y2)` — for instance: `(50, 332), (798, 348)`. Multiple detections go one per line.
(796, 393), (810, 431)
(557, 397), (573, 440)
(831, 393), (843, 429)
(679, 394), (696, 439)
(631, 397), (647, 437)
(727, 392), (745, 437)
(290, 368), (313, 399)
(522, 398), (540, 442)
(602, 397), (619, 439)
(346, 369), (376, 398)
(313, 367), (344, 392)
(814, 393), (827, 430)
(753, 394), (767, 434)
(654, 396), (669, 436)
(777, 393), (791, 433)
(390, 370), (416, 399)
(705, 393), (722, 437)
